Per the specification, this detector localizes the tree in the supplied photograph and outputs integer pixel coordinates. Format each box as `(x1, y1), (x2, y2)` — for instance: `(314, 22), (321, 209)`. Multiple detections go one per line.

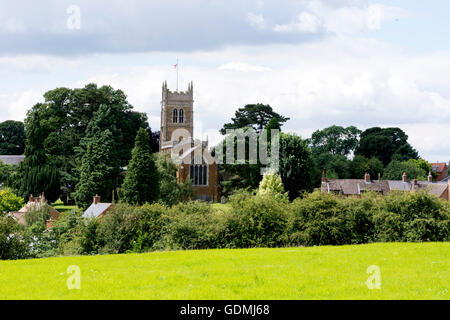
(0, 160), (13, 188)
(279, 133), (316, 200)
(355, 127), (418, 166)
(120, 128), (160, 205)
(0, 121), (26, 155)
(155, 153), (193, 206)
(75, 130), (120, 210)
(349, 155), (384, 179)
(220, 104), (289, 134)
(13, 154), (61, 203)
(308, 125), (361, 157)
(23, 84), (148, 200)
(257, 171), (286, 198)
(146, 127), (160, 153)
(382, 160), (427, 181)
(0, 189), (24, 214)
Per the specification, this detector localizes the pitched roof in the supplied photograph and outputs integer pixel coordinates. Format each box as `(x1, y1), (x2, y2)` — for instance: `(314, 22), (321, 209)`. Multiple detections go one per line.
(430, 162), (448, 173)
(0, 155), (25, 166)
(322, 178), (448, 198)
(322, 179), (390, 195)
(82, 202), (113, 218)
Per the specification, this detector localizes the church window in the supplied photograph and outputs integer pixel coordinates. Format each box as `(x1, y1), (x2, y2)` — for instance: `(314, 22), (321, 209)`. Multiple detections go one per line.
(179, 109), (184, 123)
(172, 109), (178, 123)
(190, 164), (208, 186)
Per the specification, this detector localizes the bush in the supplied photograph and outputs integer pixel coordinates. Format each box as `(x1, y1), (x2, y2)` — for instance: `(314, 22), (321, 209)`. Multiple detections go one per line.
(0, 189), (24, 215)
(373, 191), (449, 242)
(157, 201), (229, 250)
(226, 190), (289, 248)
(0, 216), (29, 260)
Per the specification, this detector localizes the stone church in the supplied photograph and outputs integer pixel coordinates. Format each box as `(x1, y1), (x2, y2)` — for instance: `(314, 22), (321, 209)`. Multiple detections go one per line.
(159, 81), (220, 202)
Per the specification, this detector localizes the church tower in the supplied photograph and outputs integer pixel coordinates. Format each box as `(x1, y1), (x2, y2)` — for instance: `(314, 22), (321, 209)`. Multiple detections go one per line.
(160, 81), (194, 152)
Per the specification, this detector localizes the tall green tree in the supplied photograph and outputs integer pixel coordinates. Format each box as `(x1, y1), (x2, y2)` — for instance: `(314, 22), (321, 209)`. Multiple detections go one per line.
(75, 130), (119, 210)
(120, 128), (160, 205)
(23, 84), (148, 201)
(355, 127), (418, 166)
(308, 125), (361, 157)
(155, 153), (193, 206)
(279, 133), (316, 200)
(349, 155), (384, 179)
(0, 121), (26, 155)
(382, 160), (427, 181)
(220, 104), (289, 134)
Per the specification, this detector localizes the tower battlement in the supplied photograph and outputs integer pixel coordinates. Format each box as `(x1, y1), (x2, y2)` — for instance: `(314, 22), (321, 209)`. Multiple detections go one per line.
(162, 81), (193, 102)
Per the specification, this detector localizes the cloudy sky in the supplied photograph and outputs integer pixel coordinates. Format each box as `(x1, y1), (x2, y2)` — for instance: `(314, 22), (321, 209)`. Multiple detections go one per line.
(1, 0), (449, 162)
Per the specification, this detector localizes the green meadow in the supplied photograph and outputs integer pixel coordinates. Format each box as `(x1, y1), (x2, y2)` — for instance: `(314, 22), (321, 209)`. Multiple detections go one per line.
(0, 242), (448, 300)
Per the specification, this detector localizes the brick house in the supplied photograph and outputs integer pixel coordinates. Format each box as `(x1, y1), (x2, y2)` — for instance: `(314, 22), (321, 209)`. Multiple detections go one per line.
(9, 193), (61, 228)
(321, 172), (450, 201)
(430, 162), (449, 181)
(82, 195), (115, 218)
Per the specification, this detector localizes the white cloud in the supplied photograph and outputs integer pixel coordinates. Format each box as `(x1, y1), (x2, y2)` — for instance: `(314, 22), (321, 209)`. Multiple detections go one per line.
(218, 62), (272, 72)
(273, 12), (322, 33)
(246, 12), (265, 30)
(1, 36), (449, 161)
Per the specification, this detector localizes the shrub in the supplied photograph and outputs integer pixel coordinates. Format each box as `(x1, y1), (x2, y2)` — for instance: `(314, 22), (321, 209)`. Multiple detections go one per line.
(0, 216), (29, 260)
(226, 190), (289, 248)
(0, 189), (24, 215)
(373, 191), (449, 242)
(157, 201), (229, 250)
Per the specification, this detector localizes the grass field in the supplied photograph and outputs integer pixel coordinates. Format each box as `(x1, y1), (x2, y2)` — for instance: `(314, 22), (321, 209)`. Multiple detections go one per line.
(0, 243), (448, 300)
(51, 199), (79, 214)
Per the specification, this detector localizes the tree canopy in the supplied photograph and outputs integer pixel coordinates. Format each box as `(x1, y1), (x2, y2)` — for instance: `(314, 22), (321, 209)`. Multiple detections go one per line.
(20, 84), (148, 202)
(0, 121), (25, 155)
(220, 104), (289, 134)
(308, 125), (361, 157)
(120, 128), (160, 205)
(355, 127), (418, 166)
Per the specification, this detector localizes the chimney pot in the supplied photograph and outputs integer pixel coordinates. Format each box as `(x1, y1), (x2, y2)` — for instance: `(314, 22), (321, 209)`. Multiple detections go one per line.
(93, 195), (101, 204)
(321, 170), (326, 182)
(364, 172), (371, 183)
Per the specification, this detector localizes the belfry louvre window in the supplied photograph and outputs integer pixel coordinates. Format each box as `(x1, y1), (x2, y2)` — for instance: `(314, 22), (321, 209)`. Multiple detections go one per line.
(179, 109), (184, 123)
(172, 109), (178, 123)
(190, 164), (207, 186)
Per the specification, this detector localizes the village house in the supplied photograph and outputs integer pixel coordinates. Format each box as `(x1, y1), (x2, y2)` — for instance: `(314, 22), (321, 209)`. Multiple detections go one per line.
(321, 172), (450, 201)
(9, 193), (61, 228)
(82, 195), (115, 219)
(430, 162), (449, 181)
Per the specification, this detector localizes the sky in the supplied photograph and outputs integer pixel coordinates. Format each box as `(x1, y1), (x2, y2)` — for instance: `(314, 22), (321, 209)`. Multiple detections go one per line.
(0, 0), (449, 162)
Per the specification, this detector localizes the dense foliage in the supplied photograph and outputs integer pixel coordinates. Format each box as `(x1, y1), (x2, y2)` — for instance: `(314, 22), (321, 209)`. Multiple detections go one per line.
(1, 189), (447, 260)
(0, 120), (26, 155)
(120, 128), (160, 205)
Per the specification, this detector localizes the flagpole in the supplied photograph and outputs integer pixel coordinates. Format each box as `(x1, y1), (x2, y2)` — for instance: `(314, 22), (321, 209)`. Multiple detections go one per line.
(176, 57), (179, 92)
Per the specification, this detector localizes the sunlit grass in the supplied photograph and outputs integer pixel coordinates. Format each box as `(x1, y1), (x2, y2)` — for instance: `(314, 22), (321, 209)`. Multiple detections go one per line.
(0, 243), (448, 300)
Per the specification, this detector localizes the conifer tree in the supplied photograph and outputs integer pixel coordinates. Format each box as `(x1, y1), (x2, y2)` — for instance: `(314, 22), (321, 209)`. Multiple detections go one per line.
(120, 128), (160, 205)
(75, 129), (119, 210)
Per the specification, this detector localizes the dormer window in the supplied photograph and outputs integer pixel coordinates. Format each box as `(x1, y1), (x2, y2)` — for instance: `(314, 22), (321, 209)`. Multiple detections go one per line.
(172, 109), (178, 123)
(179, 108), (184, 123)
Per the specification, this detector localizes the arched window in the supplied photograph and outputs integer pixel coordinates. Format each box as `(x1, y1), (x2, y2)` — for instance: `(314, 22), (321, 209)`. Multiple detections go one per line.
(172, 109), (178, 123)
(190, 164), (208, 186)
(179, 108), (184, 123)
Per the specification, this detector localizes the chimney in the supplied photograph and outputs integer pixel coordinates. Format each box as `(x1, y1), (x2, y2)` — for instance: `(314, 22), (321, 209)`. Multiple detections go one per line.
(428, 171), (432, 183)
(321, 170), (326, 182)
(364, 172), (371, 183)
(402, 172), (407, 182)
(93, 195), (101, 205)
(29, 194), (34, 203)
